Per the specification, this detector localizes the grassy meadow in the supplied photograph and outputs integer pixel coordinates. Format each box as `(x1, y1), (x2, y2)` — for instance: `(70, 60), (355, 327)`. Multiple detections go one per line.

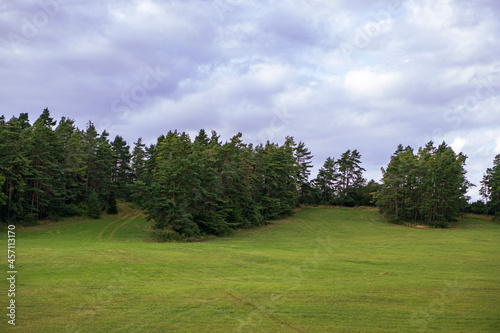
(1, 204), (499, 332)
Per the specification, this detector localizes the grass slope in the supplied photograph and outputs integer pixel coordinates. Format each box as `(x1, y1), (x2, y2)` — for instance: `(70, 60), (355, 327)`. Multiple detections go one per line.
(1, 205), (499, 332)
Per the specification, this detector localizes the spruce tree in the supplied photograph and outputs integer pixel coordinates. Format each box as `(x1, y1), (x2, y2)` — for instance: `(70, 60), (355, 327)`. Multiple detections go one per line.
(111, 135), (132, 198)
(28, 108), (64, 219)
(481, 154), (500, 219)
(379, 141), (470, 226)
(335, 149), (366, 205)
(131, 137), (148, 183)
(0, 115), (33, 222)
(314, 157), (338, 204)
(86, 189), (102, 219)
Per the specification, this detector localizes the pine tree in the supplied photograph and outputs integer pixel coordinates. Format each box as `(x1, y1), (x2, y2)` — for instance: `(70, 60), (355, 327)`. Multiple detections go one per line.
(59, 128), (87, 206)
(83, 122), (99, 199)
(28, 108), (64, 219)
(131, 137), (149, 183)
(314, 157), (338, 204)
(255, 140), (298, 219)
(146, 131), (201, 238)
(481, 154), (500, 219)
(379, 141), (470, 226)
(111, 135), (132, 198)
(0, 115), (33, 222)
(335, 149), (366, 206)
(93, 130), (114, 208)
(287, 137), (313, 204)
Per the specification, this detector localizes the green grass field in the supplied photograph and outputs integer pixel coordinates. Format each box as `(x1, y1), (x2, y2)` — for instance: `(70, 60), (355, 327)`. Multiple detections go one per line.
(1, 204), (499, 332)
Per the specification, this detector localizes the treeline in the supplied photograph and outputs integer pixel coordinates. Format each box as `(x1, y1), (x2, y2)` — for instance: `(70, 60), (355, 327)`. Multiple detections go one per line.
(131, 131), (381, 240)
(1, 110), (499, 236)
(0, 110), (377, 234)
(0, 109), (130, 222)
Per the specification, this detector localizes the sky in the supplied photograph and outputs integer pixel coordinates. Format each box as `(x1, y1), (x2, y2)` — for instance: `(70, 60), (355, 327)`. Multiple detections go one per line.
(1, 0), (500, 201)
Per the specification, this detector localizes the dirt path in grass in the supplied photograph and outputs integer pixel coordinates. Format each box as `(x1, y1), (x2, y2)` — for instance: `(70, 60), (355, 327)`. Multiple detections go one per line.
(247, 219), (291, 234)
(108, 212), (143, 240)
(96, 203), (143, 240)
(97, 212), (132, 240)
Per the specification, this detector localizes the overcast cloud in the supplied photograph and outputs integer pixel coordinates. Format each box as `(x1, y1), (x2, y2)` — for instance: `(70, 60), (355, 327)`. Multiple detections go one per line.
(2, 0), (500, 200)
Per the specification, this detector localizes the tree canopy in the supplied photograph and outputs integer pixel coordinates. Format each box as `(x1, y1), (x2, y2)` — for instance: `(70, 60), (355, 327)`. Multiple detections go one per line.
(481, 154), (500, 219)
(378, 142), (471, 226)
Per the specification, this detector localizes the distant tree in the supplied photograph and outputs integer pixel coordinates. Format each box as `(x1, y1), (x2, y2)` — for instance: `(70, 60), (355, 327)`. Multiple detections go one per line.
(55, 117), (83, 206)
(481, 154), (500, 219)
(379, 141), (470, 226)
(312, 150), (366, 206)
(351, 179), (381, 206)
(28, 108), (65, 219)
(378, 145), (416, 220)
(82, 122), (99, 199)
(193, 129), (210, 148)
(58, 127), (86, 206)
(314, 157), (338, 204)
(111, 135), (132, 198)
(131, 137), (149, 183)
(465, 200), (487, 215)
(255, 140), (298, 220)
(287, 137), (314, 204)
(335, 149), (366, 206)
(0, 114), (33, 222)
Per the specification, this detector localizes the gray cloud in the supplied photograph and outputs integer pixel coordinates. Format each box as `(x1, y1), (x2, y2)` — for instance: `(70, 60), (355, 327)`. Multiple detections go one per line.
(1, 0), (499, 200)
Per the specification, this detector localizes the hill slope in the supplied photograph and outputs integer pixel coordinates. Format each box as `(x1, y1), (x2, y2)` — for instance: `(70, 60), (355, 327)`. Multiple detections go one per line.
(1, 206), (499, 332)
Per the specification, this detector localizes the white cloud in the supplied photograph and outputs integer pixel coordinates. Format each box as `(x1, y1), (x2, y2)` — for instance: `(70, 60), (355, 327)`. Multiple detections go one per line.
(344, 69), (401, 99)
(1, 0), (499, 202)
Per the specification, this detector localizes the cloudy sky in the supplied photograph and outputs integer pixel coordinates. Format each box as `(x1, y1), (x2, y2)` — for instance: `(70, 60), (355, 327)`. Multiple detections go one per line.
(2, 0), (499, 200)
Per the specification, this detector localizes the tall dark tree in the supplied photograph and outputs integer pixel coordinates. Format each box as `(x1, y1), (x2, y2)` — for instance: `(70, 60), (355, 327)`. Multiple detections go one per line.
(378, 145), (415, 220)
(111, 135), (132, 198)
(255, 140), (298, 220)
(93, 130), (114, 208)
(335, 149), (365, 205)
(314, 157), (338, 204)
(312, 150), (366, 206)
(379, 141), (470, 226)
(82, 122), (99, 199)
(144, 131), (201, 238)
(481, 154), (500, 219)
(58, 127), (86, 206)
(214, 132), (262, 229)
(80, 122), (115, 211)
(27, 108), (63, 219)
(287, 137), (314, 203)
(131, 137), (149, 183)
(0, 115), (32, 222)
